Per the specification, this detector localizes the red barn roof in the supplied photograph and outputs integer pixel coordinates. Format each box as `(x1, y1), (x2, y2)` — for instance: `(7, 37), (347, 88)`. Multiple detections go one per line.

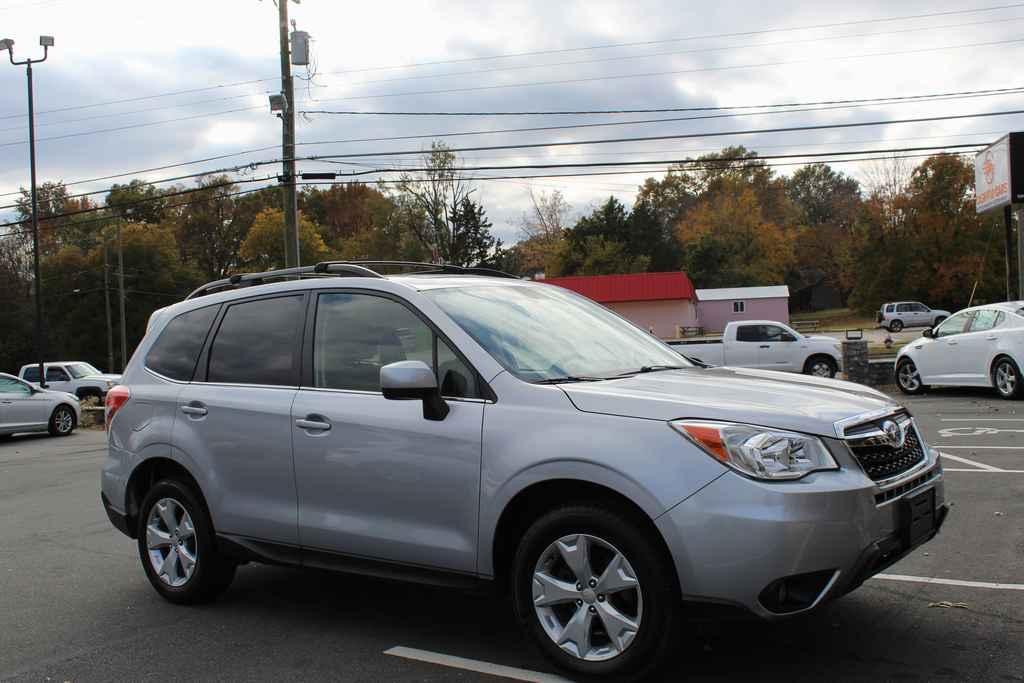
(541, 271), (695, 304)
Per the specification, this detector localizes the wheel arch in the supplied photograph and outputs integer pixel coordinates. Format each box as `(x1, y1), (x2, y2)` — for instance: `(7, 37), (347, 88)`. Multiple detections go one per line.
(124, 456), (208, 539)
(989, 353), (1020, 382)
(802, 353), (838, 374)
(487, 477), (674, 590)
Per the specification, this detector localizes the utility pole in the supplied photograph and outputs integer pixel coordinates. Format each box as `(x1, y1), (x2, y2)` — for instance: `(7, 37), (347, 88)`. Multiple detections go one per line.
(4, 35), (53, 387)
(117, 221), (127, 371)
(277, 0), (300, 269)
(103, 238), (114, 373)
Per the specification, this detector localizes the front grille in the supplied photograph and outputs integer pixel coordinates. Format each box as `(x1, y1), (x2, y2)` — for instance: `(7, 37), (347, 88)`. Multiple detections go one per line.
(848, 424), (926, 482)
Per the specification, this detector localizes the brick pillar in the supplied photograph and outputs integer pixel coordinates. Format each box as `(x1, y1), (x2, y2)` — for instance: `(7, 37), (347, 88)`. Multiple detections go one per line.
(842, 340), (869, 384)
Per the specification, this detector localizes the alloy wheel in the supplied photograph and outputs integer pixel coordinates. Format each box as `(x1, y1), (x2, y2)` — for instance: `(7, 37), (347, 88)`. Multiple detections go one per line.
(810, 361), (833, 377)
(996, 362), (1017, 396)
(898, 361), (921, 392)
(145, 498), (198, 587)
(532, 533), (643, 662)
(54, 407), (74, 434)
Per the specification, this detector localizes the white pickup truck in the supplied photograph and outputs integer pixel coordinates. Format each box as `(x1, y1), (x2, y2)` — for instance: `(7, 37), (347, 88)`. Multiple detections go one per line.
(19, 361), (120, 400)
(667, 320), (844, 377)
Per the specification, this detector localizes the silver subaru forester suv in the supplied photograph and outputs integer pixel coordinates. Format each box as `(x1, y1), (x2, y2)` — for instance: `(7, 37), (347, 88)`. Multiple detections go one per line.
(102, 262), (947, 680)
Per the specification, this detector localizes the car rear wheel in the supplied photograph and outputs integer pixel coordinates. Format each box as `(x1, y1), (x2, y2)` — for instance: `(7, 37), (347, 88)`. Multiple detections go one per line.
(896, 358), (926, 394)
(512, 505), (680, 680)
(48, 405), (76, 436)
(804, 356), (837, 378)
(137, 478), (236, 604)
(993, 357), (1022, 400)
(888, 319), (904, 333)
(933, 316), (947, 327)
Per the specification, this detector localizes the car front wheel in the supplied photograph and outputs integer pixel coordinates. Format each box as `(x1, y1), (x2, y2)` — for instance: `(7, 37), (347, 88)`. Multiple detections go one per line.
(804, 356), (837, 378)
(512, 504), (680, 680)
(896, 358), (926, 395)
(137, 478), (236, 604)
(993, 357), (1022, 400)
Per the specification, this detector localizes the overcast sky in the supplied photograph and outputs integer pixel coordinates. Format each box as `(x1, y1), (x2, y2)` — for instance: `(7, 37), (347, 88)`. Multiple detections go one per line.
(1, 0), (1022, 242)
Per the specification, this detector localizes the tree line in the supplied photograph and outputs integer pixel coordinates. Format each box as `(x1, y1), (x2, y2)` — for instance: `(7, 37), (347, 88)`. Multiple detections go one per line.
(0, 142), (1006, 374)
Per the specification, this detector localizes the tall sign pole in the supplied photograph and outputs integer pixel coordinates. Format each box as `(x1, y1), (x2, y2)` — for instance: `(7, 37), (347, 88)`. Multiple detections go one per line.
(976, 133), (1024, 300)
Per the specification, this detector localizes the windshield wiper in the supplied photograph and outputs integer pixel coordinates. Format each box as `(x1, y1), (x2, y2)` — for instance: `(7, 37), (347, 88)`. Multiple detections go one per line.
(610, 365), (690, 378)
(533, 375), (606, 384)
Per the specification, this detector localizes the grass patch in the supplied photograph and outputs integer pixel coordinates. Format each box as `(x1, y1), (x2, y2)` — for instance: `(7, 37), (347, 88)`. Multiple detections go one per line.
(792, 307), (874, 331)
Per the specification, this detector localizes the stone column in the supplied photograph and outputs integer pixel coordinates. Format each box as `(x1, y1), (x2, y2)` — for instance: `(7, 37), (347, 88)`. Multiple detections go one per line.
(842, 340), (869, 385)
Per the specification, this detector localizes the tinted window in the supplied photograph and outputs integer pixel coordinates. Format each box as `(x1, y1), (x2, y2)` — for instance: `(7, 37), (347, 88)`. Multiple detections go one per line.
(46, 367), (70, 382)
(146, 305), (220, 381)
(0, 377), (30, 395)
(969, 309), (1002, 332)
(910, 303), (928, 312)
(313, 292), (481, 398)
(885, 304), (895, 313)
(896, 303), (911, 312)
(762, 325), (795, 342)
(935, 312), (972, 338)
(22, 367), (40, 382)
(736, 325), (759, 342)
(208, 296), (303, 386)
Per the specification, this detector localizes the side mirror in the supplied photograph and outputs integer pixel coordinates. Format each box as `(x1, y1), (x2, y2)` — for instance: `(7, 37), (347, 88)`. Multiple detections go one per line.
(380, 360), (449, 421)
(922, 328), (935, 338)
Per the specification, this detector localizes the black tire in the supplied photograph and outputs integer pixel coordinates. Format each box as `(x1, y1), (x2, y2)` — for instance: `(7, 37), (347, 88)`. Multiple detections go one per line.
(896, 358), (927, 395)
(47, 404), (77, 436)
(888, 319), (904, 333)
(136, 478), (236, 604)
(933, 316), (947, 328)
(992, 356), (1022, 400)
(512, 504), (681, 681)
(803, 355), (838, 378)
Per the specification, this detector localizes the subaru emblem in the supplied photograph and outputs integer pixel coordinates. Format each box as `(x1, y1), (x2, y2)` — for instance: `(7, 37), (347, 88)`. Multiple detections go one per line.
(881, 420), (904, 448)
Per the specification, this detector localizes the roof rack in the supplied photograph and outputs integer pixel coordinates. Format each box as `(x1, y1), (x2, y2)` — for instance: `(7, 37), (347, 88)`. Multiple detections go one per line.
(185, 260), (517, 300)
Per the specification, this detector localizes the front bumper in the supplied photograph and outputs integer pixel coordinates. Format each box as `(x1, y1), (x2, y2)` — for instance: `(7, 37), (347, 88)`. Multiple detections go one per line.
(655, 446), (946, 618)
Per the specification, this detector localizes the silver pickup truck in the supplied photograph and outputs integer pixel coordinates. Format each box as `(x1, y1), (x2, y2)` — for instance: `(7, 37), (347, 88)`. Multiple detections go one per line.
(668, 320), (844, 377)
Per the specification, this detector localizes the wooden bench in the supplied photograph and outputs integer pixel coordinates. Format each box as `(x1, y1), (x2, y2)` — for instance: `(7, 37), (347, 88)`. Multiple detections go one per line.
(792, 320), (819, 332)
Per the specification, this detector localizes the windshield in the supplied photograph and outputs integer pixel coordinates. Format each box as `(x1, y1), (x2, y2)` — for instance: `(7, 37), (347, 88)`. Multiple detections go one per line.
(67, 363), (98, 378)
(425, 284), (691, 382)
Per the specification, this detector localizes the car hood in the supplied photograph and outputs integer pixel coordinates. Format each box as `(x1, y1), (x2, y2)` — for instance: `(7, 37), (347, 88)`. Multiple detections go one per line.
(560, 367), (900, 438)
(804, 334), (841, 344)
(86, 373), (121, 382)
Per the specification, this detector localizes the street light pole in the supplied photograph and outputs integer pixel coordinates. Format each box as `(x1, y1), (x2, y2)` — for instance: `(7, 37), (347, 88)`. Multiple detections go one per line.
(4, 35), (53, 388)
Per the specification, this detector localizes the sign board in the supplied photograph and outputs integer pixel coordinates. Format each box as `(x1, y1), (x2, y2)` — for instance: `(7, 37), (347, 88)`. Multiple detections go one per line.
(975, 132), (1024, 213)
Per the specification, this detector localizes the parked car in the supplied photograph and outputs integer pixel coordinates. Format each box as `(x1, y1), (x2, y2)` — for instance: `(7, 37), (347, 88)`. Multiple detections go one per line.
(668, 320), (844, 377)
(896, 301), (1024, 399)
(0, 372), (80, 438)
(102, 262), (947, 680)
(19, 361), (120, 401)
(877, 302), (950, 333)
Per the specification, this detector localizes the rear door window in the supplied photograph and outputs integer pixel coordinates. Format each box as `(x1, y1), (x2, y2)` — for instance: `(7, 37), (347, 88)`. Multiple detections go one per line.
(896, 303), (911, 313)
(207, 295), (304, 386)
(736, 325), (760, 342)
(969, 309), (1001, 332)
(46, 367), (70, 382)
(146, 305), (220, 381)
(22, 367), (40, 382)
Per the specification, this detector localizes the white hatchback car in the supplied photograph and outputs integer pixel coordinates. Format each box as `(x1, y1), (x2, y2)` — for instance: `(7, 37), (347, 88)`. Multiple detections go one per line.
(895, 301), (1024, 399)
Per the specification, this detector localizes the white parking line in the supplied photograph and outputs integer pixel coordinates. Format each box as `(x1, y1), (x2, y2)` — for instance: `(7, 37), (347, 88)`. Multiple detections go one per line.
(384, 646), (570, 682)
(940, 418), (1024, 422)
(939, 452), (1002, 471)
(945, 468), (1024, 473)
(873, 574), (1024, 591)
(936, 445), (1024, 449)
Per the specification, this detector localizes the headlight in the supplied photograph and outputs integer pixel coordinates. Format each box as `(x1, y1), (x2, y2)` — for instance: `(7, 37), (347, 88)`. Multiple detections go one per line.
(669, 420), (839, 481)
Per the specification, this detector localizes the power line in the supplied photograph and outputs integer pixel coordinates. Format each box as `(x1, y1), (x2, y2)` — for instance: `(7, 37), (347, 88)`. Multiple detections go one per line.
(300, 86), (1024, 116)
(1, 85), (1013, 197)
(3, 37), (1023, 149)
(303, 37), (1024, 104)
(317, 15), (1024, 90)
(317, 2), (1024, 75)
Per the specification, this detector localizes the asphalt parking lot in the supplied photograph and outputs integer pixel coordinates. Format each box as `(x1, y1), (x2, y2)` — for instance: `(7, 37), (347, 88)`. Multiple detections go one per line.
(1, 389), (1022, 682)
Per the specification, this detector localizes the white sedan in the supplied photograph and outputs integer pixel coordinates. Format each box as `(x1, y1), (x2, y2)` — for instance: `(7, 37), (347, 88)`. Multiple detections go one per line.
(0, 372), (81, 438)
(895, 301), (1024, 399)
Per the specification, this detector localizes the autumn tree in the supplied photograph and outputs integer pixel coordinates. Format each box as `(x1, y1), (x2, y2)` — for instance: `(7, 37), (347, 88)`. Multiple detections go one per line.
(169, 175), (248, 278)
(239, 207), (329, 270)
(516, 189), (570, 274)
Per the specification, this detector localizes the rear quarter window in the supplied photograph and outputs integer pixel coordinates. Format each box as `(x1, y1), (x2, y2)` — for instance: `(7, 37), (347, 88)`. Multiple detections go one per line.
(145, 305), (220, 381)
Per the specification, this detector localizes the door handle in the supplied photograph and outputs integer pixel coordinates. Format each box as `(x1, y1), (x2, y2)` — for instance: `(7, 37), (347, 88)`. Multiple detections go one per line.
(296, 416), (331, 431)
(180, 404), (207, 417)
(759, 345), (770, 349)
(946, 341), (958, 346)
(987, 336), (998, 341)
(0, 400), (12, 404)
